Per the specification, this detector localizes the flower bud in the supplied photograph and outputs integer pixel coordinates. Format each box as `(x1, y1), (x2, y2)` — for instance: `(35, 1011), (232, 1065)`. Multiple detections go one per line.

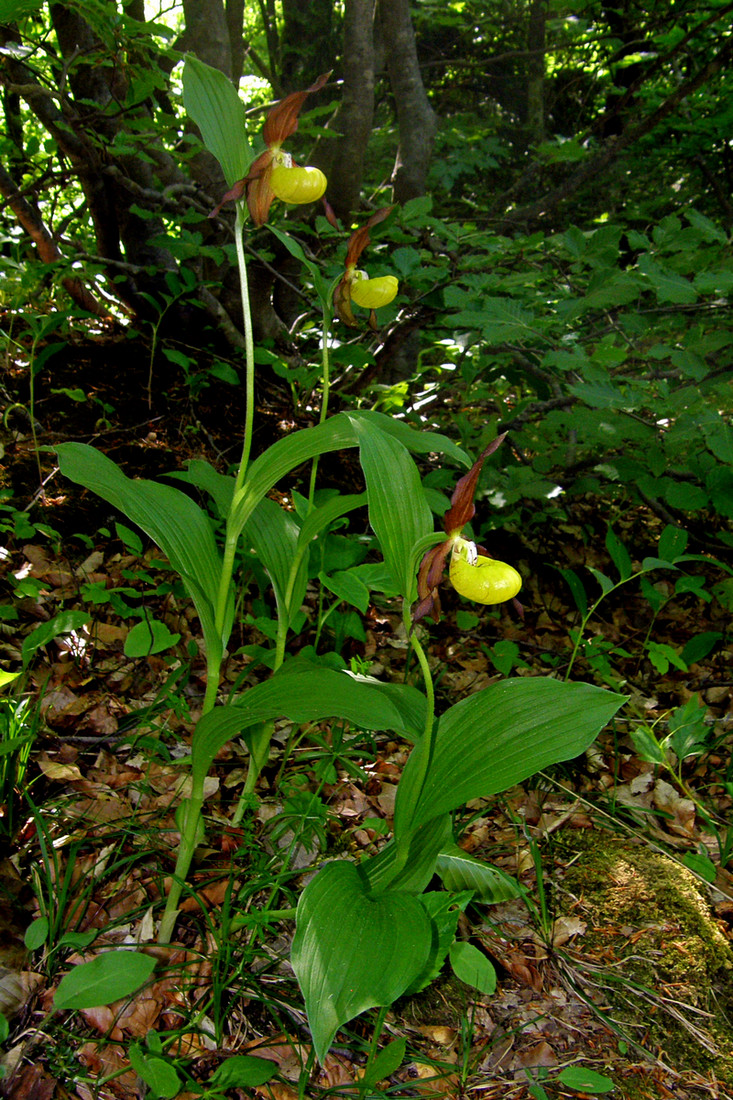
(270, 164), (327, 204)
(349, 272), (399, 309)
(449, 541), (522, 604)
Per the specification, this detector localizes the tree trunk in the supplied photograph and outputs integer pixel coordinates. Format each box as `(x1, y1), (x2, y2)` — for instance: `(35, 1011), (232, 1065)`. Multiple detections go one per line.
(324, 0), (376, 220)
(0, 160), (108, 316)
(280, 0), (334, 93)
(377, 0), (437, 204)
(181, 0), (232, 76)
(526, 0), (546, 145)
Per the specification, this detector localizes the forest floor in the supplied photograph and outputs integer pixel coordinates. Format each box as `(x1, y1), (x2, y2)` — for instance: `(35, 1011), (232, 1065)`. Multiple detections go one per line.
(1, 333), (733, 1100)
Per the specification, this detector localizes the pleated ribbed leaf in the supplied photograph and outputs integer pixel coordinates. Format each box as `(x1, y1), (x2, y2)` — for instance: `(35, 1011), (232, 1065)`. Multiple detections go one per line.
(435, 845), (525, 903)
(291, 861), (431, 1063)
(246, 498), (307, 628)
(182, 56), (252, 186)
(191, 669), (416, 789)
(56, 443), (231, 661)
(394, 679), (624, 842)
(348, 415), (433, 599)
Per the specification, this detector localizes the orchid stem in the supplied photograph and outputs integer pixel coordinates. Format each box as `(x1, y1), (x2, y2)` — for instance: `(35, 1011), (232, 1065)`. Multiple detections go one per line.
(234, 201), (256, 492)
(307, 305), (332, 510)
(159, 200), (257, 944)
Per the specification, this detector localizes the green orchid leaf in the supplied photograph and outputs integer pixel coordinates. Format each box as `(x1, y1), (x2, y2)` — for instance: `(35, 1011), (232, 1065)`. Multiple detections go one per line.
(297, 492), (366, 551)
(355, 410), (470, 467)
(246, 497), (308, 628)
(229, 414), (360, 539)
(394, 679), (624, 842)
(347, 414), (433, 600)
(364, 815), (452, 895)
(191, 668), (417, 790)
(267, 224), (332, 307)
(182, 55), (252, 186)
(436, 845), (526, 903)
(291, 861), (431, 1063)
(55, 442), (232, 663)
(403, 890), (474, 995)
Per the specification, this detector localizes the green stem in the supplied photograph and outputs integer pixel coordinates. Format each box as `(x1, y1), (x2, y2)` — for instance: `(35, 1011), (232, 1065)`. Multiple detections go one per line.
(28, 338), (43, 489)
(234, 201), (257, 492)
(307, 306), (332, 509)
(361, 1004), (391, 1087)
(564, 570), (655, 681)
(158, 200), (257, 944)
(380, 605), (437, 886)
(158, 789), (204, 944)
(229, 907), (297, 931)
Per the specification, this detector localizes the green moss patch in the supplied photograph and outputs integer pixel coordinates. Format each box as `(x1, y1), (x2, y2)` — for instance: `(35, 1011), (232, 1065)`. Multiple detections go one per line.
(557, 831), (733, 1084)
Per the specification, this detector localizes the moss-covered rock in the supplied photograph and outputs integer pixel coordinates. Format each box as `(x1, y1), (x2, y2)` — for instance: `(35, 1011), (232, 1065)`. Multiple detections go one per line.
(557, 830), (733, 1085)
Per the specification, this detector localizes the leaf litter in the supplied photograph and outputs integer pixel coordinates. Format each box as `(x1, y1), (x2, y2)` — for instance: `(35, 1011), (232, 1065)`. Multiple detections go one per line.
(1, 449), (732, 1098)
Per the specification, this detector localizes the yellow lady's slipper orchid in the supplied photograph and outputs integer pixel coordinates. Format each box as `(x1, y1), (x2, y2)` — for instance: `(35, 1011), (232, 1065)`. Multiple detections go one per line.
(449, 538), (522, 605)
(349, 271), (399, 310)
(334, 208), (399, 329)
(413, 434), (524, 624)
(270, 161), (327, 205)
(210, 73), (330, 224)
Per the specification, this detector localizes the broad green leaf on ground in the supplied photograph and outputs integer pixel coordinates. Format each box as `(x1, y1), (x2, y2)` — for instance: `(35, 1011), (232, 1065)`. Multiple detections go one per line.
(359, 1039), (407, 1091)
(182, 55), (252, 186)
(124, 619), (180, 657)
(21, 610), (91, 669)
(128, 1047), (181, 1099)
(291, 860), (432, 1063)
(557, 1066), (615, 1093)
(394, 679), (625, 842)
(53, 951), (156, 1010)
(208, 1055), (277, 1089)
(449, 941), (497, 994)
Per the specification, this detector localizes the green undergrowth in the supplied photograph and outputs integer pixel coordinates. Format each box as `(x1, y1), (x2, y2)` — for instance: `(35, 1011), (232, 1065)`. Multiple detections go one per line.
(556, 829), (733, 1087)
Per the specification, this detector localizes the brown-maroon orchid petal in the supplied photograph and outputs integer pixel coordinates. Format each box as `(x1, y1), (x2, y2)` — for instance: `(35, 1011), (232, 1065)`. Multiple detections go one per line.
(322, 196), (340, 230)
(210, 74), (331, 224)
(263, 71), (331, 147)
(442, 433), (507, 534)
(414, 538), (453, 625)
(336, 207), (396, 326)
(411, 436), (514, 627)
(245, 149), (277, 226)
(209, 178), (247, 219)
(344, 206), (395, 268)
(333, 275), (357, 327)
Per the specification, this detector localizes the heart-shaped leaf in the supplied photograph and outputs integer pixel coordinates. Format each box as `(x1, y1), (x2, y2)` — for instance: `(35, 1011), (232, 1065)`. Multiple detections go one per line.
(291, 861), (432, 1062)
